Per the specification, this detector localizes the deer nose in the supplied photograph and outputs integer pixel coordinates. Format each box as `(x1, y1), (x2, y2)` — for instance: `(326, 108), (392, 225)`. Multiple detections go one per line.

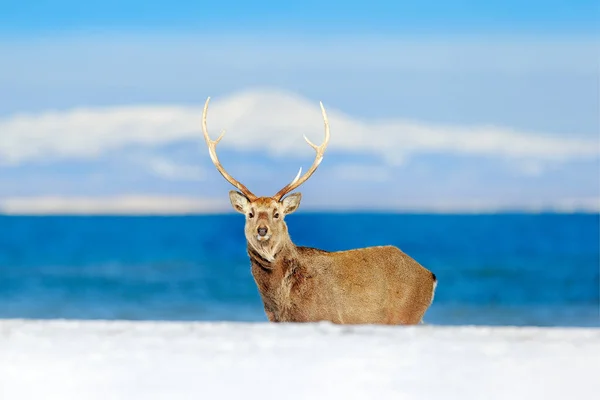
(257, 226), (268, 237)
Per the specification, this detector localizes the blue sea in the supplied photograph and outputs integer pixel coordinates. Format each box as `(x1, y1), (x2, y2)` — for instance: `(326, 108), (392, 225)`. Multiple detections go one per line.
(0, 213), (598, 327)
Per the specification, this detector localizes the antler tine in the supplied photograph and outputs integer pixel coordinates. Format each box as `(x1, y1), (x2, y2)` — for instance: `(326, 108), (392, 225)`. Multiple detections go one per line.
(273, 101), (331, 201)
(202, 97), (257, 201)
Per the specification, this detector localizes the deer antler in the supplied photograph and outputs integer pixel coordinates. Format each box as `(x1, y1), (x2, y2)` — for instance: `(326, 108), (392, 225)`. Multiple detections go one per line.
(273, 101), (330, 201)
(202, 97), (257, 201)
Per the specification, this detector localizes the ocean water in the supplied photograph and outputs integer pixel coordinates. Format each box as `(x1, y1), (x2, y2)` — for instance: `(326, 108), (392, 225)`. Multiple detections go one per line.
(0, 213), (598, 327)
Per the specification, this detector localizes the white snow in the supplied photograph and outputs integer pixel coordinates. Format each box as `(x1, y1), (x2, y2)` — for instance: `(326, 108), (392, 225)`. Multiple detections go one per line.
(0, 320), (598, 400)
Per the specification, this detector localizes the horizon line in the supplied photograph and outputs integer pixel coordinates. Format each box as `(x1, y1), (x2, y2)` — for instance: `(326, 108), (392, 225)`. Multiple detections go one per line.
(2, 209), (598, 217)
(1, 196), (597, 216)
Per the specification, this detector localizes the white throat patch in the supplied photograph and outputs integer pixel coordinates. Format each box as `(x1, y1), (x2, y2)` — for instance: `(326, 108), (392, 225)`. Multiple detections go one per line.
(250, 239), (278, 262)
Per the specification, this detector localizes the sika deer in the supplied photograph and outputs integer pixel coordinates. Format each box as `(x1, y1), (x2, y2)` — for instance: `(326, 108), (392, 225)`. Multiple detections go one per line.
(201, 97), (437, 325)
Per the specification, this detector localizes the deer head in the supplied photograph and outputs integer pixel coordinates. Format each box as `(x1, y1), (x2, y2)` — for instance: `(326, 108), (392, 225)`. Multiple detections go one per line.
(201, 97), (330, 261)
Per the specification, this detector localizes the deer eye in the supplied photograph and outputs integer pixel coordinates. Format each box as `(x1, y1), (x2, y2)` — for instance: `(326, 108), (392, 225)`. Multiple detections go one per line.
(273, 212), (280, 219)
(248, 212), (254, 218)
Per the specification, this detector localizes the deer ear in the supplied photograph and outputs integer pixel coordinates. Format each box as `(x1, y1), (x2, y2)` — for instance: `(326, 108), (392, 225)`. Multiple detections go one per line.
(229, 191), (250, 214)
(281, 193), (302, 215)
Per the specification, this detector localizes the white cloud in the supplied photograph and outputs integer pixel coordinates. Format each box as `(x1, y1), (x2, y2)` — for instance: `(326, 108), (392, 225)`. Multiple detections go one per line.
(145, 157), (205, 181)
(329, 164), (391, 182)
(1, 89), (597, 169)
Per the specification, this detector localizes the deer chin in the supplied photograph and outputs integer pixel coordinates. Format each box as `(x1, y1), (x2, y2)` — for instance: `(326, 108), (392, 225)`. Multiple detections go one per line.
(250, 237), (278, 262)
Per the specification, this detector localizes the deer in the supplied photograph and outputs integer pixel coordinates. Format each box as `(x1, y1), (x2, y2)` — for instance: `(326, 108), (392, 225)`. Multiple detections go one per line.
(200, 97), (437, 325)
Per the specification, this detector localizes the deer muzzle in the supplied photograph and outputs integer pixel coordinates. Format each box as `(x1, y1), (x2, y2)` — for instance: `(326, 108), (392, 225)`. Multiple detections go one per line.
(257, 226), (269, 237)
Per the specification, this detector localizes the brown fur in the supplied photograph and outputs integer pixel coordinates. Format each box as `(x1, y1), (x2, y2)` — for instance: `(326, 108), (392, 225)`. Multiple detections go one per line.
(231, 193), (437, 325)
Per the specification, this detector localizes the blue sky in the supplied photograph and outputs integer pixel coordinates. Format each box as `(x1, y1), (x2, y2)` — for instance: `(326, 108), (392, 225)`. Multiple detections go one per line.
(1, 1), (598, 34)
(0, 1), (598, 213)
